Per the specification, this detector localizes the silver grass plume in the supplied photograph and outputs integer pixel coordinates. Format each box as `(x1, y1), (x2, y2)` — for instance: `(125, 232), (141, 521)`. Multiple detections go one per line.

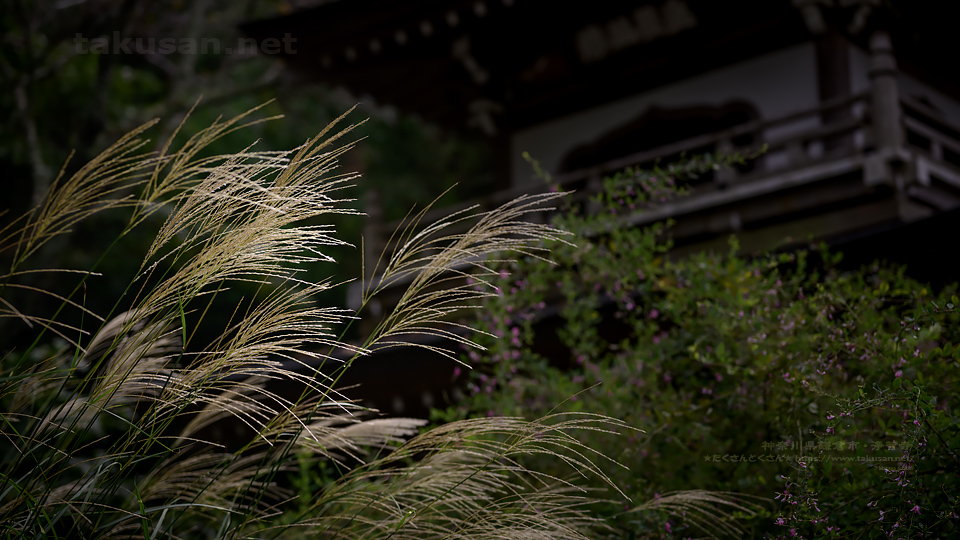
(0, 104), (740, 539)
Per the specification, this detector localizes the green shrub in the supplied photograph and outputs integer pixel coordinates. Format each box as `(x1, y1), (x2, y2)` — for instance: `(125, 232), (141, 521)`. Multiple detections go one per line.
(445, 157), (960, 539)
(0, 106), (633, 539)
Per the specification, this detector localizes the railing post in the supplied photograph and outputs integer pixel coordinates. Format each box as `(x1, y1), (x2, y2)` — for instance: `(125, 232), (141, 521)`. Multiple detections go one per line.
(930, 139), (943, 162)
(785, 139), (807, 167)
(715, 135), (736, 188)
(868, 31), (903, 153)
(867, 30), (927, 220)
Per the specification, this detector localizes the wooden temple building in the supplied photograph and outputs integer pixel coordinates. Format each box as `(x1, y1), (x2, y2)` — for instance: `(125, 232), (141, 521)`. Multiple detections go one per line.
(243, 0), (960, 415)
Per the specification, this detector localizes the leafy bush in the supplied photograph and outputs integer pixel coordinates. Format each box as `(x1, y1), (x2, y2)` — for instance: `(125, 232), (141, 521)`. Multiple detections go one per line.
(0, 107), (633, 538)
(445, 157), (960, 538)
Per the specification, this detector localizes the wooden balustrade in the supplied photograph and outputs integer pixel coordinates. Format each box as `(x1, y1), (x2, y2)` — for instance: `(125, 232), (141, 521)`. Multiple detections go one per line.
(359, 93), (868, 268)
(352, 86), (960, 312)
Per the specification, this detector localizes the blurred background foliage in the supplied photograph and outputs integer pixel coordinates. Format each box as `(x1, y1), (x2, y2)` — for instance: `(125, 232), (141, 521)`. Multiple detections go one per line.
(1, 0), (493, 349)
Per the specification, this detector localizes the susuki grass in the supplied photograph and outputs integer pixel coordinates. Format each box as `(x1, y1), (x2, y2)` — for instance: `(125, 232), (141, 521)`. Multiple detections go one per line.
(0, 105), (637, 538)
(0, 104), (760, 539)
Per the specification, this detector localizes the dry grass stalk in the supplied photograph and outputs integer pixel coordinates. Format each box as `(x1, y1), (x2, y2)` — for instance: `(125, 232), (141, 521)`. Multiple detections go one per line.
(0, 106), (673, 539)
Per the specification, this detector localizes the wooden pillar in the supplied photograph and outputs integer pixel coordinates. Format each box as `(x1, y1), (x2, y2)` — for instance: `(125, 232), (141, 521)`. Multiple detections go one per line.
(815, 27), (852, 153)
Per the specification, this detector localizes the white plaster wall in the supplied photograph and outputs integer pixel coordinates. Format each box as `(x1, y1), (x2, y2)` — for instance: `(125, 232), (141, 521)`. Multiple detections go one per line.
(510, 42), (820, 185)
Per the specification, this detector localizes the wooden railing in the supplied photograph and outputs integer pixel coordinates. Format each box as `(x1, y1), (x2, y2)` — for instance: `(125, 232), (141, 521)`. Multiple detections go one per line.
(359, 93), (869, 267)
(901, 94), (960, 191)
(352, 87), (960, 311)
